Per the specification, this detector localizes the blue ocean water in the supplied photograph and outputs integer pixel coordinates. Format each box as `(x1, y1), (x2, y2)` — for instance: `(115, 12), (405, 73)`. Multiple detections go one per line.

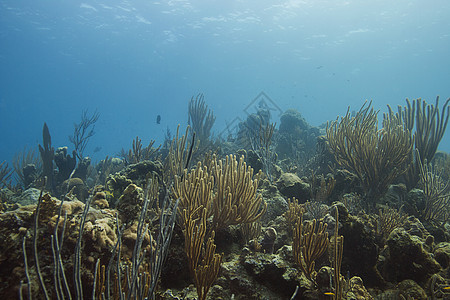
(1, 0), (449, 166)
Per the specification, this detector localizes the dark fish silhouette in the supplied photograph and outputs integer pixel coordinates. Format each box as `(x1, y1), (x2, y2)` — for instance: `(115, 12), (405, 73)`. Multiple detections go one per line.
(156, 115), (161, 124)
(93, 146), (102, 153)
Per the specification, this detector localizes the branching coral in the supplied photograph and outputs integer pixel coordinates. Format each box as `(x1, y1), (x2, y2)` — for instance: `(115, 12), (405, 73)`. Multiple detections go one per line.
(163, 125), (197, 186)
(376, 206), (407, 242)
(418, 159), (449, 222)
(172, 161), (214, 226)
(249, 122), (277, 182)
(184, 207), (222, 300)
(292, 212), (329, 283)
(119, 136), (160, 165)
(284, 197), (304, 232)
(0, 161), (13, 188)
(188, 94), (216, 144)
(173, 154), (265, 299)
(69, 109), (100, 160)
(173, 154), (267, 231)
(332, 207), (344, 300)
(12, 146), (41, 188)
(211, 154), (267, 229)
(326, 101), (413, 204)
(391, 97), (450, 189)
(38, 123), (55, 191)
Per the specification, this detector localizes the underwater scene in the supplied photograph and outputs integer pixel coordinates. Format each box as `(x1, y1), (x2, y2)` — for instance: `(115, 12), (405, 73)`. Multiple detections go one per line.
(0, 1), (450, 299)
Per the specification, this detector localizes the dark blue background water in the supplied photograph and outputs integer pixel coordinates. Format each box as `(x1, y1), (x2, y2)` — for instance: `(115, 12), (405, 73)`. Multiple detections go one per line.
(1, 0), (449, 166)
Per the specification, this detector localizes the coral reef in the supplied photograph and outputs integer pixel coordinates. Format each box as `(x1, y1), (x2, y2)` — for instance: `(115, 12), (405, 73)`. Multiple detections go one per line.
(327, 101), (413, 204)
(54, 146), (77, 185)
(38, 123), (55, 191)
(1, 97), (449, 300)
(276, 172), (311, 201)
(382, 228), (441, 284)
(276, 108), (320, 163)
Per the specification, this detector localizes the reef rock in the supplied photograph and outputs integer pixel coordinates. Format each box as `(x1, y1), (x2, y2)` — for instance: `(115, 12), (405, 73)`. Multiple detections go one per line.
(339, 213), (380, 286)
(260, 191), (288, 224)
(384, 228), (441, 284)
(403, 188), (425, 217)
(434, 242), (450, 269)
(61, 177), (88, 201)
(54, 146), (77, 184)
(106, 160), (163, 202)
(240, 246), (299, 298)
(346, 276), (373, 300)
(12, 188), (41, 206)
(116, 183), (145, 224)
(276, 109), (320, 160)
(276, 173), (310, 201)
(397, 279), (428, 300)
(22, 164), (39, 188)
(73, 156), (91, 181)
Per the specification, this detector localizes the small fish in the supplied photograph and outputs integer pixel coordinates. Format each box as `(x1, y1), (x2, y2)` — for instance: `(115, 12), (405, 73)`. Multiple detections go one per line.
(442, 286), (450, 291)
(324, 292), (335, 296)
(156, 115), (161, 124)
(93, 146), (102, 153)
